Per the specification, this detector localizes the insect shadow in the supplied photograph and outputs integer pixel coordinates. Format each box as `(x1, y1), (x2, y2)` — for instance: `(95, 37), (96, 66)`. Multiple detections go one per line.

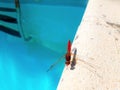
(70, 48), (77, 70)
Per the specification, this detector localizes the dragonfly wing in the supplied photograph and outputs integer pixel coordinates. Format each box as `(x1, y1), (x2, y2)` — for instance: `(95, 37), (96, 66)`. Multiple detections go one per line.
(46, 55), (65, 72)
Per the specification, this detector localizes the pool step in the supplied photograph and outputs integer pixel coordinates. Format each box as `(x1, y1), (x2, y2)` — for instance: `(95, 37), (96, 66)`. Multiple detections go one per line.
(0, 6), (19, 37)
(0, 1), (20, 38)
(0, 25), (21, 38)
(0, 14), (18, 24)
(0, 7), (16, 12)
(0, 0), (31, 40)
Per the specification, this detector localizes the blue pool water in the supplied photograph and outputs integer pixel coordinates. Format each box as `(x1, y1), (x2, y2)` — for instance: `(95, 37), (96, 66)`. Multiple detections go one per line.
(0, 1), (88, 90)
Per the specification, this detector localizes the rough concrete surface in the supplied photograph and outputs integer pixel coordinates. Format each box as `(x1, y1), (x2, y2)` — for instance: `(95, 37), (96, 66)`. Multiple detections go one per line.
(57, 0), (120, 90)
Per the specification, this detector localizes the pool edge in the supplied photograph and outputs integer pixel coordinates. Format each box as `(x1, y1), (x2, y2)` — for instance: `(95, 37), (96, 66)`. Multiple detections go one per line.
(57, 0), (120, 89)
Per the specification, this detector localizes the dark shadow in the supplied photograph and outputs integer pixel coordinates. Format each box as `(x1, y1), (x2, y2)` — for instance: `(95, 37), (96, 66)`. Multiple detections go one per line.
(0, 7), (16, 12)
(70, 48), (77, 70)
(0, 14), (18, 24)
(0, 25), (21, 38)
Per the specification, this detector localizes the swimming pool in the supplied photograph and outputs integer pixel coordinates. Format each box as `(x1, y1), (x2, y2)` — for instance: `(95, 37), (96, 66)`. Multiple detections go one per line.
(0, 1), (88, 90)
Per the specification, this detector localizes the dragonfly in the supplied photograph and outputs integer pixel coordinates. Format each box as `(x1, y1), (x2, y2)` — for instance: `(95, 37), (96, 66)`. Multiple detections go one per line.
(47, 40), (72, 72)
(46, 40), (102, 78)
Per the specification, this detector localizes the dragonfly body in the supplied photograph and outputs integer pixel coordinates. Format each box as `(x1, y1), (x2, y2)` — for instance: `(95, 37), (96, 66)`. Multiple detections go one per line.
(65, 40), (71, 66)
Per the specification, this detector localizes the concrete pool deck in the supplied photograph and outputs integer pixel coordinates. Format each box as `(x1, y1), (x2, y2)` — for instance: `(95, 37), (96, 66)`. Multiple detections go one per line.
(57, 0), (120, 90)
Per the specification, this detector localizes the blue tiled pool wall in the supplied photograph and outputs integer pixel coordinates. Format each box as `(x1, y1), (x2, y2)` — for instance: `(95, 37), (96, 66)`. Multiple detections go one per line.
(22, 4), (87, 53)
(0, 1), (88, 90)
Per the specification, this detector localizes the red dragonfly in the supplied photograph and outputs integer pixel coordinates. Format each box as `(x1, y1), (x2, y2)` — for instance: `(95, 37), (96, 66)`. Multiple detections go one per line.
(47, 40), (101, 78)
(47, 40), (72, 72)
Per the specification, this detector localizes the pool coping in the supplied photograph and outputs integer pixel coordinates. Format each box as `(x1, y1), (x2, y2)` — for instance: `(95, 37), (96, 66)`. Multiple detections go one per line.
(57, 0), (120, 89)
